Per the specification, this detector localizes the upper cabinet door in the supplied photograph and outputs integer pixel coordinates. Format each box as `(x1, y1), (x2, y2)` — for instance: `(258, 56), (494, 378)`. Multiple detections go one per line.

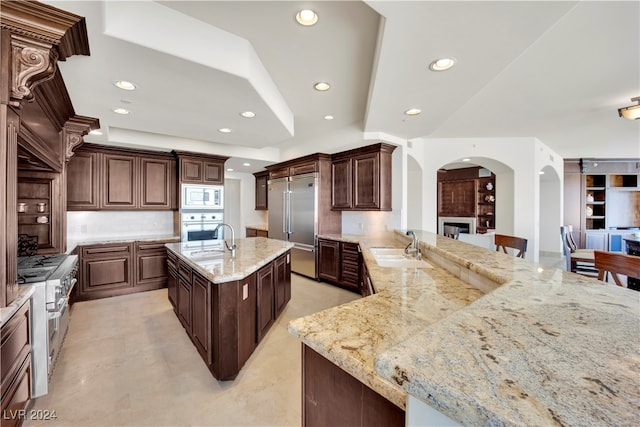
(140, 157), (173, 209)
(331, 158), (352, 209)
(102, 153), (138, 208)
(353, 152), (380, 210)
(203, 161), (224, 184)
(180, 158), (203, 183)
(67, 150), (99, 210)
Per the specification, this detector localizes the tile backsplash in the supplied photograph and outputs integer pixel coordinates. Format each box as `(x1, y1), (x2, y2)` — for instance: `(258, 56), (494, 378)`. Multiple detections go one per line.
(67, 211), (175, 242)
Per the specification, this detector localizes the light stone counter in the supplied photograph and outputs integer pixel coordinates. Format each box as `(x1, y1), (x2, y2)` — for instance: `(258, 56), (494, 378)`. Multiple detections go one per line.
(289, 230), (640, 426)
(165, 237), (293, 283)
(0, 285), (35, 327)
(67, 234), (180, 254)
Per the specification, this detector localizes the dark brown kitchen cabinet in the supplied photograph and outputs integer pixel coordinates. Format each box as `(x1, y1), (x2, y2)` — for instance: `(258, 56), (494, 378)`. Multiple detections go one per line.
(1, 0), (99, 308)
(438, 180), (475, 217)
(77, 243), (134, 301)
(256, 263), (275, 342)
(245, 227), (268, 238)
(167, 250), (178, 309)
(318, 238), (362, 293)
(67, 144), (177, 211)
(102, 153), (137, 208)
(331, 158), (352, 209)
(318, 239), (340, 283)
(1, 300), (31, 427)
(167, 249), (291, 380)
(73, 239), (174, 302)
(174, 151), (229, 185)
(135, 241), (168, 289)
(66, 150), (99, 210)
(274, 252), (291, 317)
(331, 143), (396, 211)
(191, 272), (211, 363)
(253, 171), (268, 210)
(340, 243), (360, 291)
(178, 276), (192, 332)
(302, 345), (404, 427)
(140, 157), (174, 209)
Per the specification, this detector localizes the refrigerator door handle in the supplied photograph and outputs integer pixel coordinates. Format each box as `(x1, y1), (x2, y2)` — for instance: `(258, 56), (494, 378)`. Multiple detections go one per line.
(289, 192), (294, 234)
(282, 191), (288, 233)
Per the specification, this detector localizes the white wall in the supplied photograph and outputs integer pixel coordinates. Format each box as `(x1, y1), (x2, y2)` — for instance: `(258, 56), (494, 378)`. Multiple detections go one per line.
(224, 171), (267, 237)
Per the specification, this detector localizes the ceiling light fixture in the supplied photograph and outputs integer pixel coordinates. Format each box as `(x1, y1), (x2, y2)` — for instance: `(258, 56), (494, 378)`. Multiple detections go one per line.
(296, 9), (318, 26)
(618, 96), (640, 120)
(243, 162), (251, 167)
(114, 80), (136, 91)
(462, 158), (471, 162)
(404, 108), (421, 116)
(429, 58), (456, 71)
(314, 82), (330, 91)
(218, 128), (232, 133)
(227, 168), (234, 172)
(112, 107), (130, 115)
(240, 111), (256, 118)
(324, 115), (334, 120)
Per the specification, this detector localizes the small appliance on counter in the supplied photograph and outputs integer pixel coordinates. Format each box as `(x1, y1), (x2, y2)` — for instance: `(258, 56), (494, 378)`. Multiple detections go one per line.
(17, 253), (78, 397)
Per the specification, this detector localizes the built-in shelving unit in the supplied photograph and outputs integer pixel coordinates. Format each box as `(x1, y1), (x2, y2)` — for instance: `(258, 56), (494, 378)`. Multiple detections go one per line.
(476, 177), (495, 233)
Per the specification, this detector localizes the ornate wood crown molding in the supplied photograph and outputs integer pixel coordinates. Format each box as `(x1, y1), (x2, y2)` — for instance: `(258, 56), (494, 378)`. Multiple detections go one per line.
(1, 0), (90, 107)
(63, 116), (101, 162)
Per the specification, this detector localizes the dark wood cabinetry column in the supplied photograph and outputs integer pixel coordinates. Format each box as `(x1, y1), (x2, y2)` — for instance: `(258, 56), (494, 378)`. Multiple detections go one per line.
(1, 2), (98, 307)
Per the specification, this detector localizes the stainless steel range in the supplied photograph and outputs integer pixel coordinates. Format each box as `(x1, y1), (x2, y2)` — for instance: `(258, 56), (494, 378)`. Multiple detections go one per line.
(17, 253), (78, 397)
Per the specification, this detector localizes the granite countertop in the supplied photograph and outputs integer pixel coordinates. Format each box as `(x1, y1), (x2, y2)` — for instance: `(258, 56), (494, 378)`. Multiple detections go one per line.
(289, 230), (640, 426)
(165, 237), (293, 284)
(0, 285), (35, 327)
(67, 234), (181, 253)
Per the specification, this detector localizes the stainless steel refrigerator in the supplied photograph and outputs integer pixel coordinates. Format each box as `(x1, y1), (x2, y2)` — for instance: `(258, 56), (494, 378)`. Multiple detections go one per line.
(268, 173), (318, 278)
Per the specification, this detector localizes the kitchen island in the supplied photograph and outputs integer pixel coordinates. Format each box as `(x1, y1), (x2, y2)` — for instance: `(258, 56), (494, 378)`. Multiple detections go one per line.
(288, 230), (639, 426)
(166, 237), (293, 380)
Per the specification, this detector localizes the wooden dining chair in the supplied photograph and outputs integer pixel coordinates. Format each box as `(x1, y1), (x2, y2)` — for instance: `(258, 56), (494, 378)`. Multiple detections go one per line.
(594, 250), (640, 287)
(443, 225), (460, 240)
(560, 226), (597, 276)
(494, 234), (528, 258)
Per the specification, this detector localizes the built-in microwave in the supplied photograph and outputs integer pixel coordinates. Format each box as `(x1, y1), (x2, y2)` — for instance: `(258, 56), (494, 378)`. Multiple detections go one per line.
(181, 184), (224, 210)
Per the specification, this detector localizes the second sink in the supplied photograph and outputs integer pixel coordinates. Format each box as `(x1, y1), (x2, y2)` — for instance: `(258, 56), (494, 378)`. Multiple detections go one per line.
(369, 247), (433, 269)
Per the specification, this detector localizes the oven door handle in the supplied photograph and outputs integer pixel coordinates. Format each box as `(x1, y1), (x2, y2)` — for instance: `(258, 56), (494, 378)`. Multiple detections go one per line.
(47, 297), (68, 319)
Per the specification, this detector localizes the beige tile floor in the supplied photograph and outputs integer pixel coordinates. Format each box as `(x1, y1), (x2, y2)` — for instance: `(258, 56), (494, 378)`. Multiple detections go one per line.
(25, 276), (359, 427)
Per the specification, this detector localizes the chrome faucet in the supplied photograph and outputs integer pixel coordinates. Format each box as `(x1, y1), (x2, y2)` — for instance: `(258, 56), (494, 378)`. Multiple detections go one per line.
(405, 231), (421, 259)
(215, 223), (236, 257)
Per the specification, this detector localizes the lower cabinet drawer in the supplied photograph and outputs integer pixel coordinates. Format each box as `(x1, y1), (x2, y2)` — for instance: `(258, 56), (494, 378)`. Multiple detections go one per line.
(0, 356), (31, 427)
(1, 302), (30, 400)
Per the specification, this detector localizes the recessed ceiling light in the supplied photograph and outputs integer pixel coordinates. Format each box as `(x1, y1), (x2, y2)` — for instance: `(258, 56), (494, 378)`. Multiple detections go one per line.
(324, 115), (334, 120)
(218, 128), (232, 133)
(429, 58), (456, 71)
(112, 107), (130, 115)
(240, 111), (256, 118)
(314, 82), (330, 91)
(539, 171), (545, 175)
(462, 158), (471, 162)
(243, 162), (251, 167)
(89, 130), (102, 135)
(404, 108), (421, 116)
(296, 9), (318, 26)
(114, 80), (136, 91)
(227, 168), (234, 172)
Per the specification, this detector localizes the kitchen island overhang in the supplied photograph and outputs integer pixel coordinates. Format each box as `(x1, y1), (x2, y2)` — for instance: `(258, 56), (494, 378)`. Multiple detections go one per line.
(289, 230), (640, 426)
(166, 238), (294, 380)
